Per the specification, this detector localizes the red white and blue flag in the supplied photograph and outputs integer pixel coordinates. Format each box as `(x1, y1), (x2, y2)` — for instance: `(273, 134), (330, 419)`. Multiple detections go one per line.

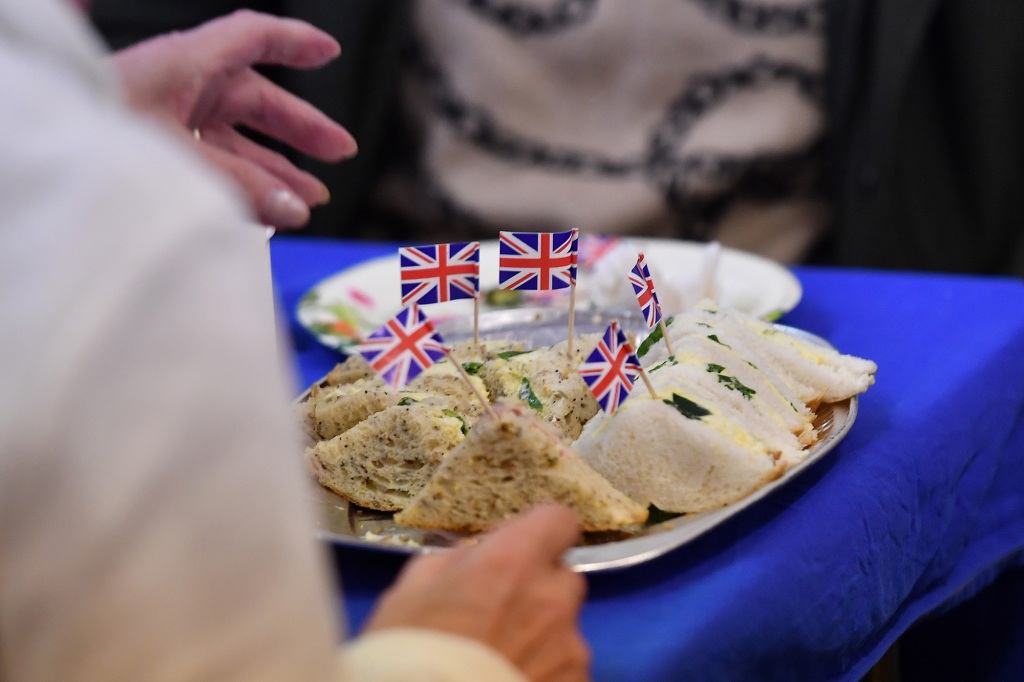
(629, 253), (663, 329)
(399, 241), (480, 306)
(577, 233), (621, 269)
(578, 321), (642, 414)
(498, 230), (578, 291)
(356, 305), (447, 389)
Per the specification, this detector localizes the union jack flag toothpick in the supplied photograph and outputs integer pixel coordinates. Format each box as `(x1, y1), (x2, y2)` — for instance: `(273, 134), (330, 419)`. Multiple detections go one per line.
(578, 321), (642, 414)
(399, 241), (480, 306)
(567, 228), (580, 356)
(577, 233), (621, 269)
(498, 230), (577, 291)
(356, 305), (447, 389)
(629, 253), (663, 329)
(629, 252), (675, 357)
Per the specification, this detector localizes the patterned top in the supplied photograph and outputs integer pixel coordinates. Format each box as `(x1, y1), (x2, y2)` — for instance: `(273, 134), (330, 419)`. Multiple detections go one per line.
(379, 0), (828, 263)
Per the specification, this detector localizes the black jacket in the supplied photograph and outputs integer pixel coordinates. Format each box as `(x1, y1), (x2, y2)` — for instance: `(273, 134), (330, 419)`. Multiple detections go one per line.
(826, 0), (1024, 275)
(91, 0), (1024, 276)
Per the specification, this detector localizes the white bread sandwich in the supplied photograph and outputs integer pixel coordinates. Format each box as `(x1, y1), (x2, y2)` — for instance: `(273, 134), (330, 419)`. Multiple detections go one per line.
(576, 301), (877, 513)
(574, 377), (785, 513)
(643, 360), (809, 468)
(395, 400), (649, 532)
(645, 301), (877, 406)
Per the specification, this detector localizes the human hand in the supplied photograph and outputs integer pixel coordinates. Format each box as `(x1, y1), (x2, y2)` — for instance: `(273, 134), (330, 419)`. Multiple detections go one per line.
(111, 10), (358, 229)
(364, 505), (590, 682)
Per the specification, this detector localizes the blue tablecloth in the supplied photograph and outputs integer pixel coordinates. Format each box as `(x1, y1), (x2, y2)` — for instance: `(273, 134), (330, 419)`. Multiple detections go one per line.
(271, 236), (1024, 682)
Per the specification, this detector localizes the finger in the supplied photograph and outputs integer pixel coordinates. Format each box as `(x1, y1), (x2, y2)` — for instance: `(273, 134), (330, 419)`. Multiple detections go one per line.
(500, 568), (587, 662)
(195, 142), (311, 229)
(479, 504), (582, 566)
(189, 10), (341, 73)
(200, 69), (357, 162)
(199, 125), (330, 206)
(555, 564), (588, 607)
(390, 549), (461, 593)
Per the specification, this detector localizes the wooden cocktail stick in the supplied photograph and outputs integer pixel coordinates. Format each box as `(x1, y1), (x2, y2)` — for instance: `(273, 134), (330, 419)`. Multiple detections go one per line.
(445, 348), (498, 420)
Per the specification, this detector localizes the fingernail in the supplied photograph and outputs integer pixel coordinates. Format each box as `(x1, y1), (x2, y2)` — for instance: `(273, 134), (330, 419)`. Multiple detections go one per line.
(344, 139), (359, 160)
(264, 189), (309, 228)
(317, 183), (331, 206)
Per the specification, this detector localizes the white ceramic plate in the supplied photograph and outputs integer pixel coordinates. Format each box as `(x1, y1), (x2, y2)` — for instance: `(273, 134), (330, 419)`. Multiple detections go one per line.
(296, 238), (802, 350)
(304, 313), (852, 573)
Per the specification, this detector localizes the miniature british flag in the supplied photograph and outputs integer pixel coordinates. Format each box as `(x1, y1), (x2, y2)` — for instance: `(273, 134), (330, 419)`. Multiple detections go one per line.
(578, 321), (642, 414)
(355, 305), (447, 389)
(498, 230), (578, 291)
(629, 253), (663, 329)
(577, 233), (621, 269)
(399, 241), (480, 306)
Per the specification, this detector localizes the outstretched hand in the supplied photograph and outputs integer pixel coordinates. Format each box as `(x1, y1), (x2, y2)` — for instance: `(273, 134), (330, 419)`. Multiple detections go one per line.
(364, 505), (591, 682)
(111, 10), (357, 228)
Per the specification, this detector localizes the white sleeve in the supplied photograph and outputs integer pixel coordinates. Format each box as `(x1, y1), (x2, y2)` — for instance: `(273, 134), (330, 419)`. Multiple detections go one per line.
(0, 39), (342, 680)
(341, 629), (527, 682)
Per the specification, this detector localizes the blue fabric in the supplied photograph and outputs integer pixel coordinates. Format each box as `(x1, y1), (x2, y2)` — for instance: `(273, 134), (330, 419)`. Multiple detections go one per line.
(272, 237), (1024, 681)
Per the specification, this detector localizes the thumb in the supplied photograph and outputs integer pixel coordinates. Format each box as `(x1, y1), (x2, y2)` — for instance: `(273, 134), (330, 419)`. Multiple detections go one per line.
(481, 504), (582, 566)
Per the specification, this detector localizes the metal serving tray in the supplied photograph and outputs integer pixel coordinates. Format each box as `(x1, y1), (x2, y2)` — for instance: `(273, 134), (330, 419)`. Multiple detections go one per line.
(305, 308), (857, 573)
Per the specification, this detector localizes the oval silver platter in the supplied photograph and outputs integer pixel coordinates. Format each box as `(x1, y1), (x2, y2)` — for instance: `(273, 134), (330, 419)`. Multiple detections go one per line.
(306, 307), (857, 573)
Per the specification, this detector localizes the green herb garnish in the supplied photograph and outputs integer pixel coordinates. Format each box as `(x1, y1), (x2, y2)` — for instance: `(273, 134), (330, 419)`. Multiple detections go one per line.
(646, 504), (682, 525)
(518, 377), (543, 411)
(442, 409), (469, 435)
(649, 357), (679, 373)
(397, 396), (419, 406)
(485, 289), (523, 307)
(707, 334), (731, 348)
(717, 374), (756, 399)
(663, 393), (711, 420)
(498, 349), (533, 360)
(462, 361), (484, 376)
(706, 363), (726, 374)
(636, 316), (674, 357)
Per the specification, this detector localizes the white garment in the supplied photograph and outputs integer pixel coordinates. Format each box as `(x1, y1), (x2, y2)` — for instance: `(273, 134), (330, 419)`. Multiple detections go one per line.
(0, 2), (523, 681)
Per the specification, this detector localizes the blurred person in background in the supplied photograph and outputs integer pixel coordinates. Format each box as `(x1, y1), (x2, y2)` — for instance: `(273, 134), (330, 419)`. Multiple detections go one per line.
(91, 0), (1024, 276)
(0, 3), (589, 681)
